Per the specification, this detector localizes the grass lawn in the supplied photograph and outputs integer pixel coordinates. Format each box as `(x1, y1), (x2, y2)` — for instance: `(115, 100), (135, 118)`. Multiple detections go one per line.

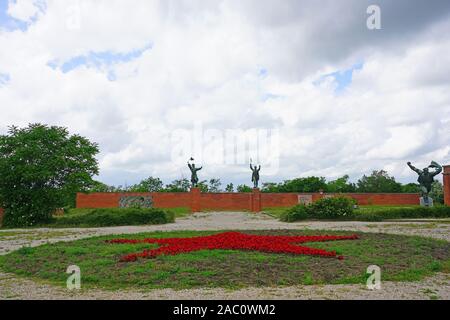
(0, 229), (448, 290)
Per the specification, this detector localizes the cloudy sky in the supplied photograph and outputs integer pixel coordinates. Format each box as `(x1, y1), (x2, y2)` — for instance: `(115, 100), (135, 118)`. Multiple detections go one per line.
(0, 0), (449, 187)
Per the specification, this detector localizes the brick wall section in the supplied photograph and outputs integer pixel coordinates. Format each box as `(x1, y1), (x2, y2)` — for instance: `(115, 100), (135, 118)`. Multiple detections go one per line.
(444, 165), (450, 206)
(260, 192), (419, 207)
(76, 190), (421, 212)
(76, 192), (192, 209)
(199, 192), (253, 212)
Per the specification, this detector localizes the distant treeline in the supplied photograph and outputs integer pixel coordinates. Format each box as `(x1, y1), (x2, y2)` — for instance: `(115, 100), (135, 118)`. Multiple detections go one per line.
(91, 170), (444, 203)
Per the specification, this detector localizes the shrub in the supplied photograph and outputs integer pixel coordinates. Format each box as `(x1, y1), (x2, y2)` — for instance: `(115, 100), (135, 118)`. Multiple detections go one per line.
(279, 196), (356, 222)
(48, 208), (175, 228)
(279, 205), (309, 222)
(309, 197), (356, 219)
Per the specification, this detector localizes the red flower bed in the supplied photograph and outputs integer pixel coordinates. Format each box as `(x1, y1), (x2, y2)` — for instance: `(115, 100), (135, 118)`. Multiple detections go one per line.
(107, 232), (359, 262)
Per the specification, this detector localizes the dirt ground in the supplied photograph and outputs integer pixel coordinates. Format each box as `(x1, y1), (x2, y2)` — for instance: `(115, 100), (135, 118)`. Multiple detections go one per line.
(0, 212), (449, 300)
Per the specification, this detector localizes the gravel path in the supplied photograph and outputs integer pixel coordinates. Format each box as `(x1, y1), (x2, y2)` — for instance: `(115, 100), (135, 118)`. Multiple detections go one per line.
(0, 212), (449, 300)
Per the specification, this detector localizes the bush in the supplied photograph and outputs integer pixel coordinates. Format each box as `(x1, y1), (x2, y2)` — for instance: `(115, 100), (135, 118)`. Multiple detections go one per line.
(279, 196), (355, 222)
(279, 205), (310, 222)
(47, 208), (175, 228)
(280, 201), (450, 223)
(354, 206), (450, 221)
(309, 197), (356, 219)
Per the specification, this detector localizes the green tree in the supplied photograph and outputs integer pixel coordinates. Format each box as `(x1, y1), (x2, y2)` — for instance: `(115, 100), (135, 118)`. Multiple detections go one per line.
(129, 176), (164, 192)
(261, 182), (280, 193)
(89, 180), (117, 192)
(208, 178), (222, 192)
(225, 183), (234, 193)
(197, 180), (209, 192)
(401, 183), (420, 193)
(356, 170), (402, 193)
(236, 184), (252, 192)
(279, 177), (327, 193)
(0, 124), (99, 227)
(430, 181), (444, 204)
(164, 178), (190, 192)
(327, 175), (356, 193)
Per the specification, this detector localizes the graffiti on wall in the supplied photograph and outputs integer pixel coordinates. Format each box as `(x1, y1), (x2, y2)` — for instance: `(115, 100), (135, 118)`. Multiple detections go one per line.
(119, 196), (153, 208)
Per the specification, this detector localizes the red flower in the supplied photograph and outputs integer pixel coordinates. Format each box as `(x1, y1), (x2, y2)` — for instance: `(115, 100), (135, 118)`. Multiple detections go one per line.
(107, 232), (358, 262)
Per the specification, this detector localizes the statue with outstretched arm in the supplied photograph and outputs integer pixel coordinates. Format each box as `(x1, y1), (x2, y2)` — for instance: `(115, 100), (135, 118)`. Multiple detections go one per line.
(188, 161), (202, 187)
(250, 163), (261, 188)
(407, 161), (442, 202)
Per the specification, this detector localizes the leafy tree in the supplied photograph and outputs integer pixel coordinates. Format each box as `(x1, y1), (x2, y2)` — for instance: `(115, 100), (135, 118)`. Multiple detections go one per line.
(401, 183), (420, 193)
(164, 178), (190, 192)
(356, 170), (402, 193)
(225, 183), (234, 193)
(129, 176), (164, 192)
(207, 178), (222, 192)
(0, 124), (99, 227)
(278, 177), (327, 193)
(430, 181), (444, 204)
(236, 184), (252, 192)
(326, 175), (356, 193)
(261, 182), (280, 193)
(89, 180), (117, 192)
(197, 180), (209, 192)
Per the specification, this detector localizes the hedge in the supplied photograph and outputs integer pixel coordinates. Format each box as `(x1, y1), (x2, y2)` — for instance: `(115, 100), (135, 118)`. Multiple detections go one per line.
(47, 208), (175, 227)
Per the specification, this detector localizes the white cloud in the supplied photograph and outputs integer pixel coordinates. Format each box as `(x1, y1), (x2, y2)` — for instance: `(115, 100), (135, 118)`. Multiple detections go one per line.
(7, 0), (42, 23)
(0, 0), (450, 186)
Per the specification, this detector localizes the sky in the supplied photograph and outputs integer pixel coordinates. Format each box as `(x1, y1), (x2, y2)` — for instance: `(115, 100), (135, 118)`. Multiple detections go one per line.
(0, 0), (449, 188)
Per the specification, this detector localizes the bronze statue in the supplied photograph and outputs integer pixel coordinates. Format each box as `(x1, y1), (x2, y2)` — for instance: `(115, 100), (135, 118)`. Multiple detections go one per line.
(407, 160), (442, 204)
(250, 163), (261, 188)
(188, 158), (202, 187)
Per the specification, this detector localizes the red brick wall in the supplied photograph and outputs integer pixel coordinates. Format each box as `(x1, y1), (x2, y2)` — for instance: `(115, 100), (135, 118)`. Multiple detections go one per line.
(200, 192), (252, 211)
(76, 192), (191, 209)
(261, 193), (419, 207)
(76, 190), (420, 212)
(444, 165), (450, 206)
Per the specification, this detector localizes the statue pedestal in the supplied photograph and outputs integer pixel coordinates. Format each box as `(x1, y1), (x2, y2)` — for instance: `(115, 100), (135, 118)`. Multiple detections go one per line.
(420, 197), (433, 207)
(251, 188), (262, 213)
(190, 187), (201, 213)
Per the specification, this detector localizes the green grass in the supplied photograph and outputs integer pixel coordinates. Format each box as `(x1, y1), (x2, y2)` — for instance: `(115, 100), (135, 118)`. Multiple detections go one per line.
(0, 229), (448, 290)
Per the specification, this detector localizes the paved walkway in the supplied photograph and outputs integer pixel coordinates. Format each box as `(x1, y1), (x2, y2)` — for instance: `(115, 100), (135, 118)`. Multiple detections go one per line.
(0, 212), (449, 300)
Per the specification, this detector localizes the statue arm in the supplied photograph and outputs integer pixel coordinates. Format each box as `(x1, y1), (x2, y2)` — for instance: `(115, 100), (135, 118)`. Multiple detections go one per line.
(407, 162), (421, 174)
(250, 164), (253, 170)
(196, 166), (203, 172)
(431, 162), (442, 177)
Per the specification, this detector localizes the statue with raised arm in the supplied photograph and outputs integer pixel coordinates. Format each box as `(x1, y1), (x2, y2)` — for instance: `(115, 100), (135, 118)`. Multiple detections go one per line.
(407, 160), (442, 205)
(250, 163), (261, 188)
(188, 158), (202, 187)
